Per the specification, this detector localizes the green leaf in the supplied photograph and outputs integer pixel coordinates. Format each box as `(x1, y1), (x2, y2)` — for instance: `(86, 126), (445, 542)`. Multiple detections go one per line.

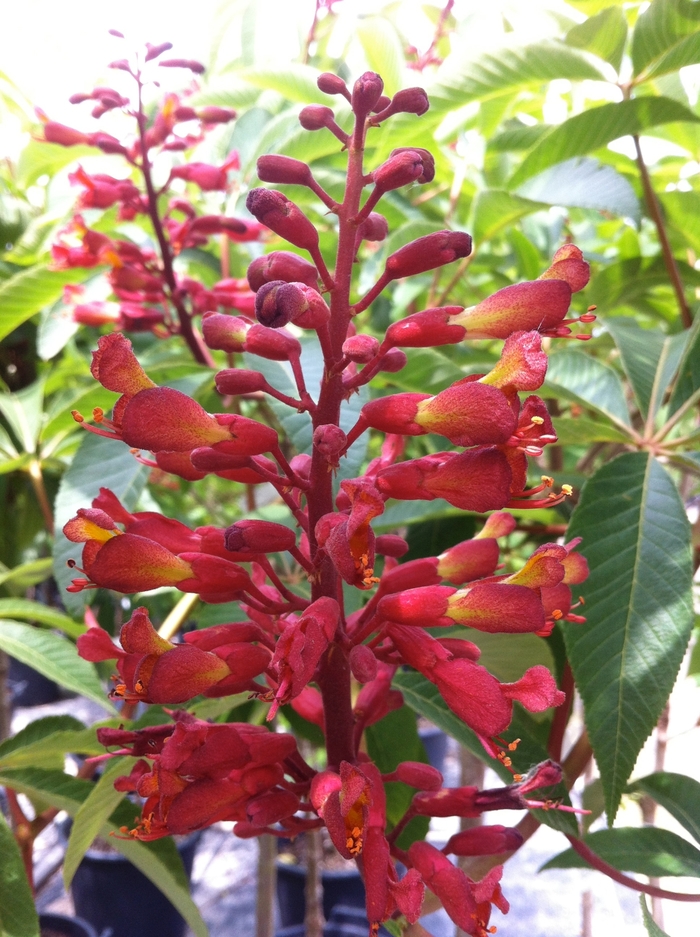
(16, 139), (97, 188)
(640, 895), (672, 937)
(661, 189), (700, 256)
(627, 771), (700, 845)
(366, 707), (430, 848)
(551, 416), (631, 445)
(0, 767), (207, 937)
(668, 310), (700, 415)
(63, 756), (136, 889)
(471, 189), (544, 243)
(0, 714), (85, 765)
(0, 621), (115, 713)
(376, 498), (460, 531)
(605, 318), (689, 420)
(0, 380), (45, 453)
(392, 670), (577, 833)
(565, 5), (628, 71)
(632, 0), (700, 78)
(515, 158), (640, 220)
(0, 724), (110, 769)
(563, 453), (694, 822)
(357, 17), (405, 97)
(589, 255), (700, 312)
(543, 827), (700, 877)
(0, 598), (84, 639)
(53, 430), (150, 615)
(0, 558), (53, 591)
(386, 347), (466, 395)
(0, 265), (91, 343)
(545, 350), (633, 430)
(239, 64), (332, 104)
(509, 97), (700, 188)
(429, 40), (606, 111)
(0, 812), (39, 937)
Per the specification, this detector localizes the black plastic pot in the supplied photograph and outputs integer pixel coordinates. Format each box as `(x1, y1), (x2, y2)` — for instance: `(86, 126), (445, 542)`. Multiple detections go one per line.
(38, 912), (99, 937)
(69, 833), (199, 937)
(9, 657), (60, 706)
(276, 860), (365, 928)
(275, 905), (391, 937)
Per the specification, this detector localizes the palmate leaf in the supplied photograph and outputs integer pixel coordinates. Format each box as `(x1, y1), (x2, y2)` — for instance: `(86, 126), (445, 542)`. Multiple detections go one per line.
(542, 827), (700, 877)
(0, 812), (38, 937)
(509, 97), (700, 188)
(605, 318), (688, 421)
(632, 0), (700, 79)
(0, 767), (207, 937)
(471, 189), (545, 243)
(668, 309), (700, 415)
(428, 39), (606, 111)
(563, 453), (694, 822)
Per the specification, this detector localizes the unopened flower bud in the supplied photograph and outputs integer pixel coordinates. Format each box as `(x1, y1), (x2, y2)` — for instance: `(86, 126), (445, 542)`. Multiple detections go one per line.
(299, 105), (336, 131)
(395, 762), (443, 791)
(351, 72), (384, 119)
(382, 306), (465, 350)
(540, 243), (590, 292)
(159, 58), (206, 74)
(371, 88), (430, 123)
(372, 149), (427, 193)
(342, 334), (379, 363)
(224, 519), (296, 554)
(313, 424), (347, 466)
(373, 94), (391, 113)
(386, 231), (472, 279)
(246, 188), (319, 252)
(247, 251), (319, 291)
(374, 534), (409, 558)
(257, 154), (312, 186)
(174, 105), (198, 121)
(317, 73), (351, 98)
(377, 349), (407, 373)
(255, 280), (303, 328)
(144, 41), (173, 62)
(349, 644), (378, 683)
(436, 538), (500, 585)
(443, 825), (523, 857)
(215, 369), (267, 395)
(357, 213), (389, 243)
(390, 147), (435, 183)
(246, 323), (301, 361)
(43, 121), (91, 147)
(202, 313), (249, 352)
(197, 106), (237, 124)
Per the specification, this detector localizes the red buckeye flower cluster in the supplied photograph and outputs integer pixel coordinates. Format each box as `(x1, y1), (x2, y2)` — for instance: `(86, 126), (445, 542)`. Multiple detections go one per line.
(62, 56), (593, 936)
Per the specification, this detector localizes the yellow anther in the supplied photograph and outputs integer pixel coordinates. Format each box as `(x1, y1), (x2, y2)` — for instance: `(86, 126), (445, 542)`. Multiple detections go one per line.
(561, 484), (573, 496)
(541, 475), (554, 487)
(92, 407), (105, 423)
(531, 415), (544, 425)
(551, 609), (563, 621)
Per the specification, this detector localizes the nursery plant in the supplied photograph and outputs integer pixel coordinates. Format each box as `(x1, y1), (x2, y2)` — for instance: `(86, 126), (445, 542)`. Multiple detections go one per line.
(0, 3), (699, 937)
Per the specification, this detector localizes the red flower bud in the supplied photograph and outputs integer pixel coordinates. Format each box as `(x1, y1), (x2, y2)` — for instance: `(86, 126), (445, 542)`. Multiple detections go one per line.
(377, 349), (407, 373)
(224, 520), (296, 554)
(43, 121), (91, 147)
(171, 162), (231, 191)
(215, 369), (267, 395)
(395, 762), (443, 790)
(196, 106), (236, 124)
(351, 72), (384, 119)
(159, 58), (206, 74)
(246, 188), (319, 252)
(356, 212), (389, 243)
(390, 147), (435, 183)
(256, 154), (312, 186)
(246, 323), (302, 361)
(451, 279), (572, 340)
(342, 334), (380, 363)
(374, 534), (409, 558)
(202, 313), (249, 352)
(313, 424), (347, 466)
(247, 251), (319, 291)
(443, 825), (523, 857)
(386, 231), (472, 279)
(372, 149), (427, 193)
(119, 387), (231, 452)
(371, 88), (430, 122)
(317, 73), (350, 99)
(349, 644), (378, 683)
(379, 585), (453, 626)
(540, 244), (590, 292)
(446, 583), (547, 634)
(382, 306), (466, 350)
(436, 538), (500, 585)
(299, 104), (336, 131)
(144, 41), (173, 62)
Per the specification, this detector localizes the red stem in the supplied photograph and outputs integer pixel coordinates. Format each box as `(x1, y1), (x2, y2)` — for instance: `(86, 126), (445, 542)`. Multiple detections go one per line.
(547, 661), (574, 761)
(133, 74), (215, 366)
